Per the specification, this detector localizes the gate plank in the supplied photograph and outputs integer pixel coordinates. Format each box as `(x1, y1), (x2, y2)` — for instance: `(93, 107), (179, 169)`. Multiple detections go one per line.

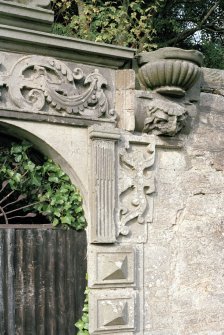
(0, 228), (87, 335)
(56, 230), (66, 334)
(5, 229), (15, 335)
(0, 231), (5, 334)
(15, 229), (25, 334)
(45, 230), (56, 335)
(35, 230), (46, 335)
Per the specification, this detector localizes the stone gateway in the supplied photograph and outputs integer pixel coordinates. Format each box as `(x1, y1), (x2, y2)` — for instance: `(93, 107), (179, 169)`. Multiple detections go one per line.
(0, 1), (224, 334)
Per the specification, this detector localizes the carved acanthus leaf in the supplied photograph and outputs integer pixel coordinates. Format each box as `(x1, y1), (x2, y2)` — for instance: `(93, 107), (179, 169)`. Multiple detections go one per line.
(0, 55), (114, 119)
(118, 141), (155, 236)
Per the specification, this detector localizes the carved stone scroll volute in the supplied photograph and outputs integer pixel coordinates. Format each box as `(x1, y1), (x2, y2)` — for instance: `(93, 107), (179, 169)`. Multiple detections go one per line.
(118, 136), (156, 238)
(89, 126), (120, 243)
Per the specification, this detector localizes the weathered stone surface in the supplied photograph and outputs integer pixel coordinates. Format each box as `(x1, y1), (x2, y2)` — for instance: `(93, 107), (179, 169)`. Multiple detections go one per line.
(137, 48), (203, 97)
(0, 25), (135, 68)
(89, 289), (136, 334)
(0, 52), (116, 126)
(0, 0), (53, 32)
(142, 98), (188, 136)
(144, 84), (224, 334)
(116, 69), (136, 131)
(118, 134), (155, 242)
(201, 67), (224, 96)
(89, 126), (120, 243)
(88, 245), (136, 287)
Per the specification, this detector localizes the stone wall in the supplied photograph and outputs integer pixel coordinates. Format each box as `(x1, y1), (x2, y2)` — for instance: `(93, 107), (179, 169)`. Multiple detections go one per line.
(144, 72), (224, 334)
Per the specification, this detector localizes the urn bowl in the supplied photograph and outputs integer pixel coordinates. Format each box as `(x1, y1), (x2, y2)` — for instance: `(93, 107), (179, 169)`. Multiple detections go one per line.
(137, 47), (203, 97)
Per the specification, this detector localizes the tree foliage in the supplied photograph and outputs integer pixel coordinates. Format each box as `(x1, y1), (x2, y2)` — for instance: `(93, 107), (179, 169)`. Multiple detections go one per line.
(51, 0), (224, 69)
(52, 0), (163, 51)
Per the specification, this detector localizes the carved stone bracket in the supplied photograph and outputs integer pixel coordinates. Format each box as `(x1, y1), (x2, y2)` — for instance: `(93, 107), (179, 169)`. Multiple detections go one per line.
(143, 98), (188, 136)
(118, 135), (155, 238)
(89, 126), (120, 243)
(0, 55), (115, 121)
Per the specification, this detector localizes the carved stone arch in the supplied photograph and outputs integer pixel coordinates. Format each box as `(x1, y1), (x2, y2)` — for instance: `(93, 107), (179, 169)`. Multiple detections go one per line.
(0, 120), (89, 214)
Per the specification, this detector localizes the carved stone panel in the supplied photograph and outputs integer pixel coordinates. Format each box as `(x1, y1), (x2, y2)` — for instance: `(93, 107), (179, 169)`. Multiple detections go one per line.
(89, 289), (135, 334)
(89, 126), (120, 243)
(118, 135), (155, 242)
(89, 245), (135, 287)
(0, 54), (115, 125)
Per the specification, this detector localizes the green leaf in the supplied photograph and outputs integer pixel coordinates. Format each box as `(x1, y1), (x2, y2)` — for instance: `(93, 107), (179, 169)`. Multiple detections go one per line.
(75, 206), (83, 214)
(75, 320), (85, 329)
(48, 176), (59, 183)
(61, 216), (72, 225)
(52, 218), (59, 226)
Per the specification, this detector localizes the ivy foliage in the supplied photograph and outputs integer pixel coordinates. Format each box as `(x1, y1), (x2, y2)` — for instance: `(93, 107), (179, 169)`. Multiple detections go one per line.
(0, 140), (86, 230)
(75, 283), (89, 335)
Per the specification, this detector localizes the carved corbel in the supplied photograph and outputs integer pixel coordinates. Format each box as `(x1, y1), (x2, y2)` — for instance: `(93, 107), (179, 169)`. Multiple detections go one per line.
(140, 98), (188, 136)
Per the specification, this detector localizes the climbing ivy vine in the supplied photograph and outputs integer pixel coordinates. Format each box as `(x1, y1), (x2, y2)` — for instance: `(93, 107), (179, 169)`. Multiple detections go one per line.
(75, 283), (89, 335)
(0, 140), (86, 230)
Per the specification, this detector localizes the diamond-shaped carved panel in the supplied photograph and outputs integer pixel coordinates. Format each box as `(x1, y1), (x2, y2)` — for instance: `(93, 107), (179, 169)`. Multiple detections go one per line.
(90, 289), (135, 334)
(89, 246), (135, 287)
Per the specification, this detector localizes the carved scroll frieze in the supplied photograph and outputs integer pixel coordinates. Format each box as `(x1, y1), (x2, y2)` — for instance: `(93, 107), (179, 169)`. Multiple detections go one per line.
(0, 55), (115, 120)
(118, 137), (155, 237)
(143, 98), (188, 136)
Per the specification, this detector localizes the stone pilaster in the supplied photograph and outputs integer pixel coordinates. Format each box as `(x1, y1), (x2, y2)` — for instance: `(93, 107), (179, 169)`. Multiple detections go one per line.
(89, 126), (120, 243)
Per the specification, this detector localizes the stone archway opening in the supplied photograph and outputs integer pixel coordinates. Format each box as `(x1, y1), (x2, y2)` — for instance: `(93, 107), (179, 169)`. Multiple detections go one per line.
(0, 130), (87, 335)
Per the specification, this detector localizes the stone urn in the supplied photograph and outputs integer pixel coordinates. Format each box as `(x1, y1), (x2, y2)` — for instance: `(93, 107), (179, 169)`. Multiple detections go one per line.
(137, 47), (203, 97)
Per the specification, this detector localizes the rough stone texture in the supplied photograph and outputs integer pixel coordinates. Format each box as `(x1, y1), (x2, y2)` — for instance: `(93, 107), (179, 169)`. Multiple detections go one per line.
(201, 67), (224, 95)
(115, 69), (136, 131)
(144, 77), (224, 334)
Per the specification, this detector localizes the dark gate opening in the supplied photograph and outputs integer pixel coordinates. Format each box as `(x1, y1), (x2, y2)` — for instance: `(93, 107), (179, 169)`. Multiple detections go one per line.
(0, 133), (87, 335)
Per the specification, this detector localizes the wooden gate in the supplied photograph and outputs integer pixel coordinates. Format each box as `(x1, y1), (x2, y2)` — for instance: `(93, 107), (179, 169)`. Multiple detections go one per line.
(0, 226), (87, 335)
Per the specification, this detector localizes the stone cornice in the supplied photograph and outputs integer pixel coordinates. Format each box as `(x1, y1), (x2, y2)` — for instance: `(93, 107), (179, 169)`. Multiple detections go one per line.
(0, 25), (135, 69)
(0, 1), (53, 32)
